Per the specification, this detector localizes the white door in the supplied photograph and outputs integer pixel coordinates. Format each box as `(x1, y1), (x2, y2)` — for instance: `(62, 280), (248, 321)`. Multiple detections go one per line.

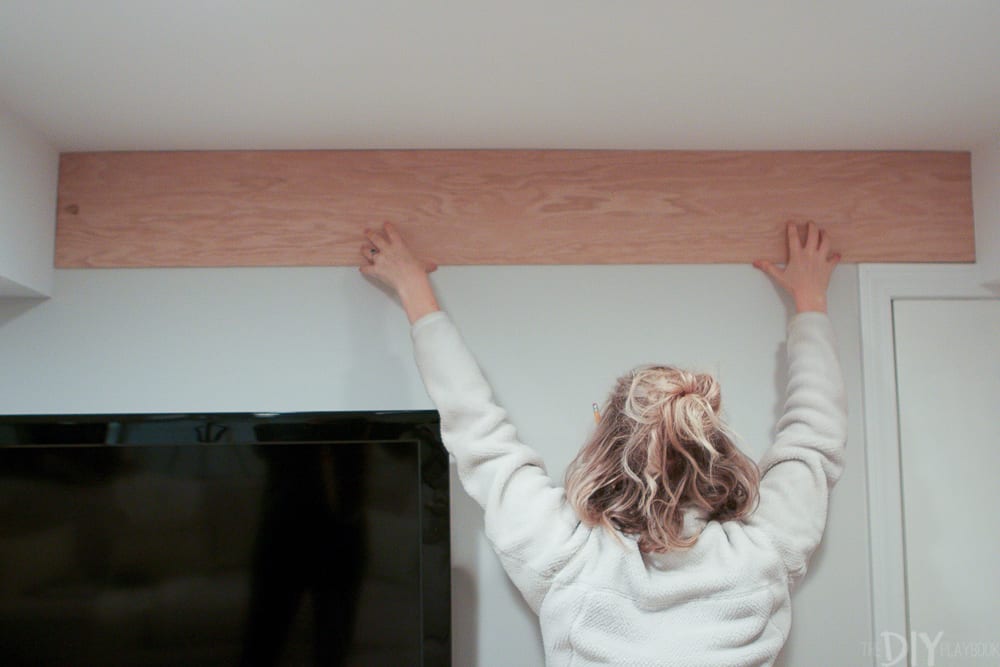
(892, 298), (1000, 666)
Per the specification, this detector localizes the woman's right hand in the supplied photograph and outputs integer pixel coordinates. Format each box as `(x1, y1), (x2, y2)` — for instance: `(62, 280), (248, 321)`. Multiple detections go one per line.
(360, 222), (441, 324)
(359, 222), (436, 293)
(753, 221), (841, 313)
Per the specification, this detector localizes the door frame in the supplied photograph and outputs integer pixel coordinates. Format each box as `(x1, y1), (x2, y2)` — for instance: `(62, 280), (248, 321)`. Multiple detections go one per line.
(858, 263), (995, 662)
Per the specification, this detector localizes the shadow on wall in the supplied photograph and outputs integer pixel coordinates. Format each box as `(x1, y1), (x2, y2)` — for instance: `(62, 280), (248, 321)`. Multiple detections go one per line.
(0, 297), (45, 327)
(773, 537), (832, 667)
(450, 566), (544, 666)
(507, 568), (545, 654)
(765, 276), (796, 434)
(344, 272), (416, 408)
(770, 342), (790, 436)
(451, 567), (477, 667)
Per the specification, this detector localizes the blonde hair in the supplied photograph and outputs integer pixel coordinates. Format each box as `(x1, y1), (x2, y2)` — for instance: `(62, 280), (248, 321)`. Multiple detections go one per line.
(564, 365), (760, 553)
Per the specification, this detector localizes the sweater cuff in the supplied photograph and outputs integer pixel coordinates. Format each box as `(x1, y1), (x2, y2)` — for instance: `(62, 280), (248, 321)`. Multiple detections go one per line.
(787, 310), (832, 334)
(410, 309), (449, 338)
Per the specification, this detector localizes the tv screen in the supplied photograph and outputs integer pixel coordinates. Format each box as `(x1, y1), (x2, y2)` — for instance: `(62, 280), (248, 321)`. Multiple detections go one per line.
(0, 413), (449, 667)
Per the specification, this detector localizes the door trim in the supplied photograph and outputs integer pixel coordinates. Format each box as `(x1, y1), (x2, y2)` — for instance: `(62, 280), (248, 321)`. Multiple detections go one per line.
(858, 264), (994, 664)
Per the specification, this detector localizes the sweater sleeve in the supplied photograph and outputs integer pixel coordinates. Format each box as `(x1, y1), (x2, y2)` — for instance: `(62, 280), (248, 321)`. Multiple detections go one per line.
(747, 311), (848, 589)
(410, 311), (583, 613)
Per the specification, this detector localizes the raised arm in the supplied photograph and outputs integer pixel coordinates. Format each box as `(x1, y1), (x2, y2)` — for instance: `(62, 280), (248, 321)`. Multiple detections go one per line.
(359, 223), (582, 612)
(749, 222), (847, 587)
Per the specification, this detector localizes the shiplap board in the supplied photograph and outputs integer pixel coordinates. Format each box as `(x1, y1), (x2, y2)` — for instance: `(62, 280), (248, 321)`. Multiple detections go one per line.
(55, 150), (974, 267)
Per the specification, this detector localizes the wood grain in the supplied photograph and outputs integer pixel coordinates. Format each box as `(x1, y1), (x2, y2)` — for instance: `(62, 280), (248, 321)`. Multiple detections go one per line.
(55, 150), (974, 267)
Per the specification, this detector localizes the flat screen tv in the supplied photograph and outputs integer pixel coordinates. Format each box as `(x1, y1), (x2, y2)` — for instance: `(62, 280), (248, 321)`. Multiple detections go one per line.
(0, 412), (449, 667)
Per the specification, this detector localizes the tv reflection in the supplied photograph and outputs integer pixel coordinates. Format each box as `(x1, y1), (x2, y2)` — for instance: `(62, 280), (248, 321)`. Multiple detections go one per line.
(239, 442), (366, 667)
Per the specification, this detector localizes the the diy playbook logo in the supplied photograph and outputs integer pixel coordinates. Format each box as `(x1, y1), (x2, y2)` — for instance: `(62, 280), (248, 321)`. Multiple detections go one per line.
(863, 632), (1000, 665)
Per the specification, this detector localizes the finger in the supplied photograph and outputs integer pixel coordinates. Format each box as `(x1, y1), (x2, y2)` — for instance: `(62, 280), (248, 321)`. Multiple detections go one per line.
(364, 228), (387, 251)
(818, 229), (831, 256)
(786, 222), (802, 257)
(753, 259), (785, 283)
(806, 221), (819, 251)
(360, 243), (378, 263)
(359, 263), (375, 276)
(424, 260), (438, 273)
(383, 221), (402, 244)
(829, 252), (842, 266)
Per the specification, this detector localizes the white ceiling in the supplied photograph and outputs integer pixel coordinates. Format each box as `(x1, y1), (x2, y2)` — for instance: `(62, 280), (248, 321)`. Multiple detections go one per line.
(1, 1), (998, 152)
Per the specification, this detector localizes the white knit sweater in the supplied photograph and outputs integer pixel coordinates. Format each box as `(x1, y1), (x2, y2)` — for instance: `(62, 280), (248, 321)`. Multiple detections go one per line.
(411, 310), (847, 667)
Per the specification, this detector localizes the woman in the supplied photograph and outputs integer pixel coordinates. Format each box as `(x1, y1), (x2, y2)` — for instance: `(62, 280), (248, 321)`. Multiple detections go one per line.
(359, 221), (845, 667)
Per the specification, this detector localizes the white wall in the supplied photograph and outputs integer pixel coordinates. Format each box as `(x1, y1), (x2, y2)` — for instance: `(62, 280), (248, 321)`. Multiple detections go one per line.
(973, 139), (1000, 287)
(0, 262), (870, 665)
(0, 107), (59, 297)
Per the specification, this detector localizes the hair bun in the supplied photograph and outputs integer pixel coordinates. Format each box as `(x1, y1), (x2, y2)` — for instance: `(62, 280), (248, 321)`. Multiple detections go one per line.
(625, 366), (722, 416)
(701, 373), (723, 412)
(675, 374), (699, 398)
(675, 371), (721, 413)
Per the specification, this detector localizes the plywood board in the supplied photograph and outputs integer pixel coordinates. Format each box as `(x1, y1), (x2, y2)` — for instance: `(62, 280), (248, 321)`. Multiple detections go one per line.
(55, 150), (974, 267)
